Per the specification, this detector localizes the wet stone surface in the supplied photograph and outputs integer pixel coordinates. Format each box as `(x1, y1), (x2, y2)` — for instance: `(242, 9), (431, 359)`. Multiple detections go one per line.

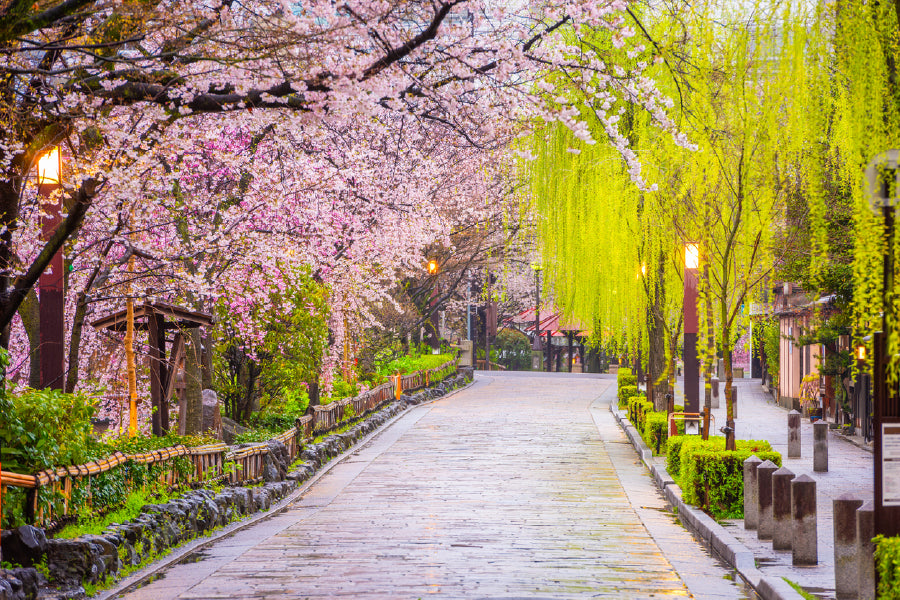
(120, 372), (751, 599)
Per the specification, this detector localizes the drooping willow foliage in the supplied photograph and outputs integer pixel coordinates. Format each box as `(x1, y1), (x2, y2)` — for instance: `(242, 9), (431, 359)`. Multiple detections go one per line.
(527, 0), (900, 394)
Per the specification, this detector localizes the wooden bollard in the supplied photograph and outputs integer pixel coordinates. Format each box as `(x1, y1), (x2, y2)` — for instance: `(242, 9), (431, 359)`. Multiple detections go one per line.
(757, 460), (778, 540)
(788, 410), (801, 458)
(743, 455), (762, 530)
(814, 421), (828, 472)
(772, 467), (795, 551)
(833, 493), (864, 599)
(857, 501), (875, 600)
(791, 474), (817, 565)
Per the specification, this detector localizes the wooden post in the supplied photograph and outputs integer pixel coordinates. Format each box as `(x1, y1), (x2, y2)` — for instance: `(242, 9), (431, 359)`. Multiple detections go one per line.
(124, 255), (138, 436)
(148, 308), (169, 436)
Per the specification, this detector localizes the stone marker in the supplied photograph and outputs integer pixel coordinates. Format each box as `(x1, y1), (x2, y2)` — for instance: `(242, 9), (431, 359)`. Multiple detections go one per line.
(743, 455), (763, 530)
(201, 389), (223, 438)
(814, 421), (828, 472)
(772, 467), (796, 551)
(792, 474), (817, 565)
(711, 377), (720, 409)
(788, 410), (801, 458)
(857, 501), (875, 600)
(757, 460), (778, 540)
(834, 493), (864, 599)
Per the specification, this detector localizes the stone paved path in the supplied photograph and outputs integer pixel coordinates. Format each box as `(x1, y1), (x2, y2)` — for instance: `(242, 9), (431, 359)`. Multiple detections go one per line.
(118, 372), (752, 599)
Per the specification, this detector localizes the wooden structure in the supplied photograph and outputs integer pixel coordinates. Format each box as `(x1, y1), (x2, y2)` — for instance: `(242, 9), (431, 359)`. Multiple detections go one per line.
(91, 302), (213, 436)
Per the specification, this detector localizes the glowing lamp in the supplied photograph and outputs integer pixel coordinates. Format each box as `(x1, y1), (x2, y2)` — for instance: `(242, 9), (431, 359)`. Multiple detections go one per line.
(426, 259), (439, 275)
(37, 147), (61, 185)
(685, 243), (700, 269)
(856, 344), (867, 361)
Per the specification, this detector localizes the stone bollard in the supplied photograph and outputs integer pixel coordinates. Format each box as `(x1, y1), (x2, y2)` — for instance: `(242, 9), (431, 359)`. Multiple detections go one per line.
(833, 493), (864, 599)
(792, 474), (818, 565)
(788, 410), (801, 458)
(743, 455), (763, 530)
(772, 467), (796, 551)
(757, 460), (778, 540)
(814, 421), (828, 472)
(857, 501), (875, 600)
(711, 377), (720, 409)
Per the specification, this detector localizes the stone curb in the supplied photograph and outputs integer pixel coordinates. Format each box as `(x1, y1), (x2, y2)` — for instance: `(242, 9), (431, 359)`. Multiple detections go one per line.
(92, 375), (476, 600)
(607, 401), (804, 600)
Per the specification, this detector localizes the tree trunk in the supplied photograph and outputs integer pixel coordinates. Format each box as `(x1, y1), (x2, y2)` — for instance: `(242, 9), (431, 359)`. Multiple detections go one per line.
(649, 264), (667, 411)
(64, 291), (88, 393)
(723, 323), (736, 451)
(18, 289), (41, 389)
(183, 328), (203, 434)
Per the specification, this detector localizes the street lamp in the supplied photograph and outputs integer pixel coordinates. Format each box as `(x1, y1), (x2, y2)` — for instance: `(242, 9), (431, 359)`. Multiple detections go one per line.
(864, 150), (900, 537)
(425, 258), (440, 350)
(37, 146), (65, 391)
(683, 242), (700, 436)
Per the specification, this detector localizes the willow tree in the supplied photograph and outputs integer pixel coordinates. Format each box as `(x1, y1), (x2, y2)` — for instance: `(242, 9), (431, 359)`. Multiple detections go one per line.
(526, 0), (818, 448)
(787, 2), (900, 389)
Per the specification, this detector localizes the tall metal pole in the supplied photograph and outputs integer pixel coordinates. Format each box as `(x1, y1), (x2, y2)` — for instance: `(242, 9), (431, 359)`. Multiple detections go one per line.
(38, 148), (64, 390)
(485, 270), (492, 371)
(875, 205), (900, 537)
(684, 243), (700, 434)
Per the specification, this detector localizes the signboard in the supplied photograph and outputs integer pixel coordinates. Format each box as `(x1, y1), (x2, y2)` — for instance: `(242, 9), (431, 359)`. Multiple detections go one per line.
(883, 424), (900, 506)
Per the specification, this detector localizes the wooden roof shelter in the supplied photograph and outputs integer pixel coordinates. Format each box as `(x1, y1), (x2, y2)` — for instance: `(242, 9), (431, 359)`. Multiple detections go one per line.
(92, 302), (214, 436)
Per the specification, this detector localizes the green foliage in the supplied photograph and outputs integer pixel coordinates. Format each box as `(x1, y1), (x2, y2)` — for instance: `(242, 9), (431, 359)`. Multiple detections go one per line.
(322, 377), (360, 404)
(252, 388), (309, 431)
(56, 487), (169, 539)
(756, 316), (781, 386)
(875, 535), (900, 599)
(618, 384), (640, 407)
(667, 435), (780, 519)
(494, 328), (531, 371)
(375, 352), (454, 378)
(214, 266), (329, 423)
(0, 387), (98, 473)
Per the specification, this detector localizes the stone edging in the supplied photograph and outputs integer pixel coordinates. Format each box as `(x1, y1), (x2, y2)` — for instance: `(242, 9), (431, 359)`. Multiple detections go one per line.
(606, 399), (804, 600)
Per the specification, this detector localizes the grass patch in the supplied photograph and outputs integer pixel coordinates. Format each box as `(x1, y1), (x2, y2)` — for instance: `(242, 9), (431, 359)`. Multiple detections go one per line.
(56, 487), (172, 539)
(783, 577), (817, 600)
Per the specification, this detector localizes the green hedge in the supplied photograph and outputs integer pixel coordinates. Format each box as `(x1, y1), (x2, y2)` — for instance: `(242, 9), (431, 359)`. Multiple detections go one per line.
(667, 435), (780, 519)
(618, 385), (640, 407)
(876, 535), (900, 599)
(626, 398), (684, 455)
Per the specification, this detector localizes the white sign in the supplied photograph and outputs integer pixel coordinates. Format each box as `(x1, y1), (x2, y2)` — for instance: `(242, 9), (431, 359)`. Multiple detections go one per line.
(882, 424), (900, 506)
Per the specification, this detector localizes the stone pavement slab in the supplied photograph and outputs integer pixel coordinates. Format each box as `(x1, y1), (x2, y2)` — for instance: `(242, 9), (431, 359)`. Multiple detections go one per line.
(116, 372), (750, 599)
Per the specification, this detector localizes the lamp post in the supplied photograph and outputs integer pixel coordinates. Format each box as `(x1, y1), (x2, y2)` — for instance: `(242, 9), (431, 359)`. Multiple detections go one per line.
(684, 242), (701, 435)
(37, 147), (65, 390)
(532, 263), (543, 371)
(865, 150), (900, 538)
(425, 258), (440, 350)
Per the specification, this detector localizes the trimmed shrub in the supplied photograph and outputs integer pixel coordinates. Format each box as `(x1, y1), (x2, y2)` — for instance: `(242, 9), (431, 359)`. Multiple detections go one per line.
(667, 435), (780, 519)
(643, 413), (668, 453)
(618, 384), (640, 407)
(875, 535), (900, 599)
(616, 366), (632, 380)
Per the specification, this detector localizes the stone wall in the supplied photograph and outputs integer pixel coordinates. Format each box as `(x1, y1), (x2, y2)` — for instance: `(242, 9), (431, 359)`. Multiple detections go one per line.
(0, 372), (472, 600)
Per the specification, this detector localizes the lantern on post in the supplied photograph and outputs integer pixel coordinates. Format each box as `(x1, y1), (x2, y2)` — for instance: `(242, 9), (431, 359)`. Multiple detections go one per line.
(37, 146), (65, 390)
(683, 242), (701, 436)
(864, 150), (900, 538)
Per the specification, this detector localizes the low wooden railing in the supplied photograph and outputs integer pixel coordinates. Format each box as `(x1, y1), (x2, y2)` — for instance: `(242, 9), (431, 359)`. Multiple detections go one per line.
(1, 356), (460, 527)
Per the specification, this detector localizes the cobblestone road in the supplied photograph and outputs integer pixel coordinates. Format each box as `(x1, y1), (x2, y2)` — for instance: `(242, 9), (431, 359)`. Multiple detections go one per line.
(119, 372), (752, 599)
